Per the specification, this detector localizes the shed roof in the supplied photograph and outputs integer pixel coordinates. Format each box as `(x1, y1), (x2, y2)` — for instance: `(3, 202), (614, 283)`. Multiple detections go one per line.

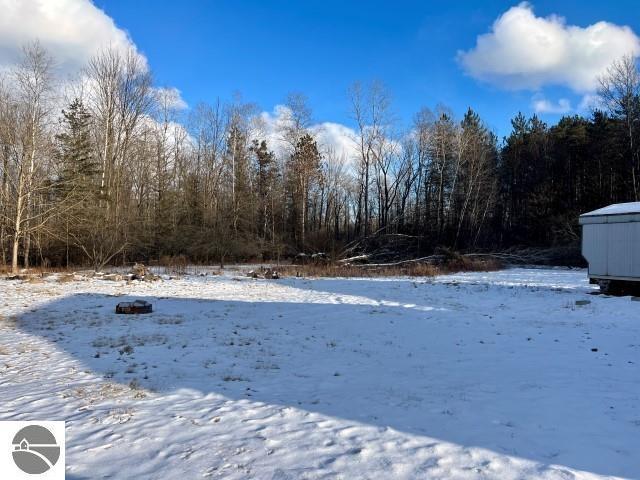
(581, 202), (640, 217)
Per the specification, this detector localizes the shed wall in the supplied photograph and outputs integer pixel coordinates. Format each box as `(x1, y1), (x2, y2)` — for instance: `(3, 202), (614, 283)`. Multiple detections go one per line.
(608, 223), (634, 277)
(582, 223), (607, 276)
(582, 219), (640, 279)
(634, 223), (640, 277)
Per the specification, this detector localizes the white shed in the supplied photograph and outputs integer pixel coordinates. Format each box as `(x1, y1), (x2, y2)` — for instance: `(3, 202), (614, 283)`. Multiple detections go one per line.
(579, 202), (640, 291)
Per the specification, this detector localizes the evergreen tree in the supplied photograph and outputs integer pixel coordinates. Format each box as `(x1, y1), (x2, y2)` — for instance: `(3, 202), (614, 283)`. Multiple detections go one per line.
(56, 98), (97, 197)
(287, 133), (322, 250)
(251, 139), (276, 243)
(54, 98), (99, 266)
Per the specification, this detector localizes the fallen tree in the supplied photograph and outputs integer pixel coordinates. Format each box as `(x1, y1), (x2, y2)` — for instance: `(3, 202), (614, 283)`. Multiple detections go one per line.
(338, 231), (583, 267)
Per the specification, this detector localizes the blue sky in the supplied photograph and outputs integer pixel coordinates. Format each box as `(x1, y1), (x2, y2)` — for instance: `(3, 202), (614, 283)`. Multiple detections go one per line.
(1, 1), (638, 140)
(91, 1), (640, 138)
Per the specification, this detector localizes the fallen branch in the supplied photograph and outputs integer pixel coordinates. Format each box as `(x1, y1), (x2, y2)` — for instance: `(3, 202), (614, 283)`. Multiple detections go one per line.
(345, 255), (446, 268)
(337, 254), (370, 264)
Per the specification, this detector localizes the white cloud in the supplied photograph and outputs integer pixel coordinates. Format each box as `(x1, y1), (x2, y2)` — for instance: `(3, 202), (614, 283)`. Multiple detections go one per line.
(532, 96), (571, 114)
(310, 122), (358, 162)
(0, 0), (142, 75)
(153, 87), (188, 111)
(252, 105), (359, 165)
(251, 105), (294, 156)
(0, 0), (191, 123)
(577, 93), (604, 112)
(458, 2), (640, 92)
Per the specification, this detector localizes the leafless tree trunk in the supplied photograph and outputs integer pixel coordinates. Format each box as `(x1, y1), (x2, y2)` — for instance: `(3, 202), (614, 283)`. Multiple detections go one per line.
(598, 55), (640, 200)
(9, 42), (54, 272)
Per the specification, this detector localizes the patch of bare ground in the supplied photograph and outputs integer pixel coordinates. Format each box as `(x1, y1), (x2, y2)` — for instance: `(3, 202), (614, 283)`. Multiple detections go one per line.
(62, 382), (143, 404)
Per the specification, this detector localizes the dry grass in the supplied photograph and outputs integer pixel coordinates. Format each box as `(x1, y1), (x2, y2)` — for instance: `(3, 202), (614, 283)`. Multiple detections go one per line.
(56, 273), (76, 283)
(0, 265), (75, 276)
(1, 254), (501, 280)
(158, 255), (189, 275)
(276, 257), (502, 278)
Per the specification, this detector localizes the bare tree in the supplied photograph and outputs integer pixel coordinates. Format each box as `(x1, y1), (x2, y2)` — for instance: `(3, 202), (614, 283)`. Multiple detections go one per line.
(77, 47), (153, 267)
(4, 43), (55, 272)
(282, 92), (312, 149)
(0, 78), (15, 265)
(598, 55), (640, 200)
(349, 81), (392, 237)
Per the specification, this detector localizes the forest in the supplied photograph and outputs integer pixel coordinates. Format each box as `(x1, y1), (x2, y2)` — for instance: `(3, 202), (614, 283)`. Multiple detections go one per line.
(1, 43), (639, 272)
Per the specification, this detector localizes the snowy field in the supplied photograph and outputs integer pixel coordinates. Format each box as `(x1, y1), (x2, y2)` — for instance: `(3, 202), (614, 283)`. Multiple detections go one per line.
(0, 268), (639, 479)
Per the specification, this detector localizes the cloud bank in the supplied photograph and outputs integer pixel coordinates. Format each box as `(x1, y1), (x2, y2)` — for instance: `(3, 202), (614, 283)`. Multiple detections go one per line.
(531, 96), (571, 114)
(153, 87), (189, 111)
(0, 1), (361, 166)
(254, 106), (359, 164)
(458, 2), (640, 92)
(0, 0), (143, 75)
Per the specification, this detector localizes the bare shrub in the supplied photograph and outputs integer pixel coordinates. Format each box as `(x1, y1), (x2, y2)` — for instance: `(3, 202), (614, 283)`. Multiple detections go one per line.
(277, 256), (501, 278)
(159, 255), (188, 275)
(56, 273), (76, 283)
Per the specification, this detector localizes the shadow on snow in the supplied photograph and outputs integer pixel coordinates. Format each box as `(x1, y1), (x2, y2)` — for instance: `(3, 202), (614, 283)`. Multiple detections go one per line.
(10, 276), (638, 478)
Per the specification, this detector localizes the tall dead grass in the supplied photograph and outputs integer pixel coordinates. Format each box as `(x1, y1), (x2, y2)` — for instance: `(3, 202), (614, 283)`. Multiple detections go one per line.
(276, 257), (502, 278)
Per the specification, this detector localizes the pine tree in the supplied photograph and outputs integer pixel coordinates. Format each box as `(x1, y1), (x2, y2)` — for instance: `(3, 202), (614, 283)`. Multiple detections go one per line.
(251, 139), (276, 242)
(287, 134), (322, 250)
(56, 98), (97, 197)
(55, 98), (97, 266)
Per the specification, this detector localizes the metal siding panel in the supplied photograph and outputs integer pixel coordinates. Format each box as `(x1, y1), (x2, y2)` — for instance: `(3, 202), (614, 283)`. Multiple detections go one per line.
(607, 223), (633, 277)
(606, 214), (636, 223)
(579, 216), (605, 225)
(581, 213), (640, 224)
(582, 224), (608, 276)
(634, 223), (640, 278)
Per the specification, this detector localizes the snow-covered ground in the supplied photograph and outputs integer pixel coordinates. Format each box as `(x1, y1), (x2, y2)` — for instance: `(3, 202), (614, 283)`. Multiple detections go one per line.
(0, 268), (638, 479)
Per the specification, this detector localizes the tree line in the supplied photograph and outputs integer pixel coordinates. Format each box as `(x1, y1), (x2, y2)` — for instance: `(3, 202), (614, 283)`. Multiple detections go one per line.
(1, 43), (639, 272)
